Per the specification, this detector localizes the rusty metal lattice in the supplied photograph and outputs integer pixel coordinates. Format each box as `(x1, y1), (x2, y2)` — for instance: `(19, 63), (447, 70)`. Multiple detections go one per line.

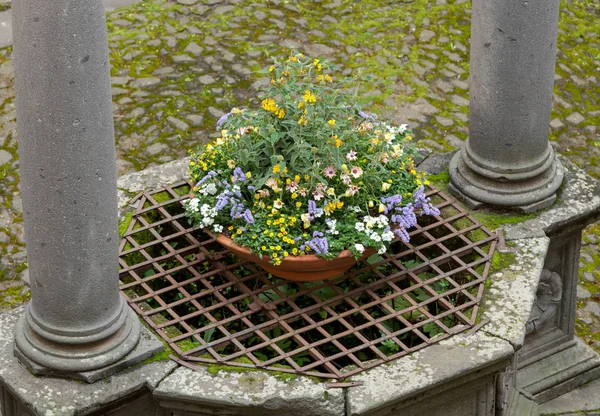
(119, 181), (497, 379)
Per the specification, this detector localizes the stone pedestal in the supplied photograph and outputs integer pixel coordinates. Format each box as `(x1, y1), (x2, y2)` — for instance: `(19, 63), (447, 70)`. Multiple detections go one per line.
(502, 155), (600, 403)
(449, 0), (564, 212)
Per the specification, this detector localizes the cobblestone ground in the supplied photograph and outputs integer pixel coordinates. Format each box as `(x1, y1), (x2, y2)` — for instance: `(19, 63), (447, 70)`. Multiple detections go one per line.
(0, 0), (599, 351)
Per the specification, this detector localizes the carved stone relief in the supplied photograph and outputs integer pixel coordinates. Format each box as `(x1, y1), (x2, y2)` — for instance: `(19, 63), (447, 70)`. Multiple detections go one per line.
(525, 269), (563, 335)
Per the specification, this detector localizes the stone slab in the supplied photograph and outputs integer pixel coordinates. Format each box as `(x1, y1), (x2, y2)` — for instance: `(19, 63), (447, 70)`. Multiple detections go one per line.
(540, 376), (600, 414)
(116, 157), (189, 211)
(505, 155), (600, 241)
(480, 237), (549, 350)
(517, 339), (600, 403)
(347, 331), (513, 415)
(0, 307), (177, 416)
(154, 365), (345, 416)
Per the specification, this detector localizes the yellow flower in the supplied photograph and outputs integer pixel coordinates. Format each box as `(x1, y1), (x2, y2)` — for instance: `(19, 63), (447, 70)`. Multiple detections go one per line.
(273, 164), (281, 174)
(296, 201), (302, 208)
(327, 188), (335, 196)
(335, 138), (342, 148)
(406, 135), (413, 141)
(261, 246), (267, 251)
(237, 229), (243, 235)
(303, 90), (317, 103)
(328, 119), (336, 127)
(336, 201), (344, 209)
(382, 182), (391, 192)
(227, 160), (236, 169)
(269, 65), (275, 72)
(246, 171), (252, 178)
(291, 193), (298, 199)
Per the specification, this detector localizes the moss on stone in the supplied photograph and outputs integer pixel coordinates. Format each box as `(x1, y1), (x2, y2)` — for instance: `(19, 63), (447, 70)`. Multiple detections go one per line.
(118, 211), (134, 237)
(0, 286), (31, 309)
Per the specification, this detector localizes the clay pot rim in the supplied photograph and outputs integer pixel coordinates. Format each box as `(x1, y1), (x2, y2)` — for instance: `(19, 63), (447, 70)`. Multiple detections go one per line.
(206, 230), (360, 263)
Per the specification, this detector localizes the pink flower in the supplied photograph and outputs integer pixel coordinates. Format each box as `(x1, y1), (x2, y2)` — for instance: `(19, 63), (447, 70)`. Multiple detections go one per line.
(298, 187), (308, 197)
(350, 166), (363, 178)
(324, 166), (336, 179)
(346, 150), (357, 161)
(286, 181), (298, 192)
(313, 189), (324, 200)
(344, 185), (360, 197)
(340, 172), (352, 186)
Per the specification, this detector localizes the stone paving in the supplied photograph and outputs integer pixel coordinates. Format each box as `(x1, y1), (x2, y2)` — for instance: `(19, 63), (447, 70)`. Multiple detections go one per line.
(0, 0), (598, 391)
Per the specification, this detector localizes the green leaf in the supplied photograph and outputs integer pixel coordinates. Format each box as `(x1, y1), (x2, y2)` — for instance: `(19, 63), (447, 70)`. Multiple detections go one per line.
(423, 322), (443, 337)
(367, 254), (384, 265)
(203, 327), (216, 344)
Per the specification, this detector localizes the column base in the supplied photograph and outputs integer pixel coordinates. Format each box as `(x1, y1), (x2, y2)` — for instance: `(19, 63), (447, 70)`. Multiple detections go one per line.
(448, 150), (564, 213)
(13, 303), (161, 383)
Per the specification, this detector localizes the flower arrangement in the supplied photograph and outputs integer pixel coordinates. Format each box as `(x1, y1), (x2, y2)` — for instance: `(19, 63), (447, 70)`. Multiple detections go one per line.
(185, 53), (439, 267)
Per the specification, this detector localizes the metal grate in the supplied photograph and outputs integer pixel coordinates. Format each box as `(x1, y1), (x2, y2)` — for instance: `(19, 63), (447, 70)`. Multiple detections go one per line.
(119, 181), (497, 379)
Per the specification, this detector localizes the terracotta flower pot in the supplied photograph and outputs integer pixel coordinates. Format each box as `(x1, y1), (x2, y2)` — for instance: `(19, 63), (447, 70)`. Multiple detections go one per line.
(209, 232), (374, 282)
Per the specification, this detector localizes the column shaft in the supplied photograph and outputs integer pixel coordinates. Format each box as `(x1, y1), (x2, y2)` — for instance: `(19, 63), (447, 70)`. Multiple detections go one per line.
(449, 0), (564, 211)
(12, 0), (140, 372)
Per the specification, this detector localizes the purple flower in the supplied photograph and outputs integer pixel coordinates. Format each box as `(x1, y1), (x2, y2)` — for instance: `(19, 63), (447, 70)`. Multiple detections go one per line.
(413, 186), (440, 217)
(216, 111), (231, 129)
(232, 167), (247, 183)
(380, 194), (403, 214)
(394, 227), (410, 243)
(307, 200), (323, 219)
(358, 110), (377, 121)
(391, 204), (417, 230)
(242, 209), (254, 224)
(195, 171), (217, 187)
(306, 235), (329, 255)
(215, 194), (229, 211)
(230, 202), (244, 219)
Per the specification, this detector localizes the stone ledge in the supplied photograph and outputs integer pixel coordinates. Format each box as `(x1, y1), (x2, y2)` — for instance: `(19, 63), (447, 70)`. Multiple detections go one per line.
(346, 331), (513, 415)
(154, 365), (346, 416)
(481, 237), (550, 350)
(0, 307), (177, 416)
(505, 154), (600, 240)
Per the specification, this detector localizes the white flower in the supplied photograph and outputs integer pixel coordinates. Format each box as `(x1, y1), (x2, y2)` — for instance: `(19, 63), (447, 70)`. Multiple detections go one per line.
(355, 243), (365, 254)
(205, 183), (217, 195)
(382, 231), (394, 242)
(187, 198), (200, 212)
(378, 245), (387, 254)
(202, 217), (214, 226)
(370, 233), (382, 243)
(398, 124), (408, 134)
(355, 222), (365, 232)
(213, 224), (223, 233)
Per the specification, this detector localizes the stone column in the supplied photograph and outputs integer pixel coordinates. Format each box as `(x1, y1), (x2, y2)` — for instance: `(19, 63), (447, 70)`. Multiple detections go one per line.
(449, 0), (564, 212)
(11, 0), (140, 374)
